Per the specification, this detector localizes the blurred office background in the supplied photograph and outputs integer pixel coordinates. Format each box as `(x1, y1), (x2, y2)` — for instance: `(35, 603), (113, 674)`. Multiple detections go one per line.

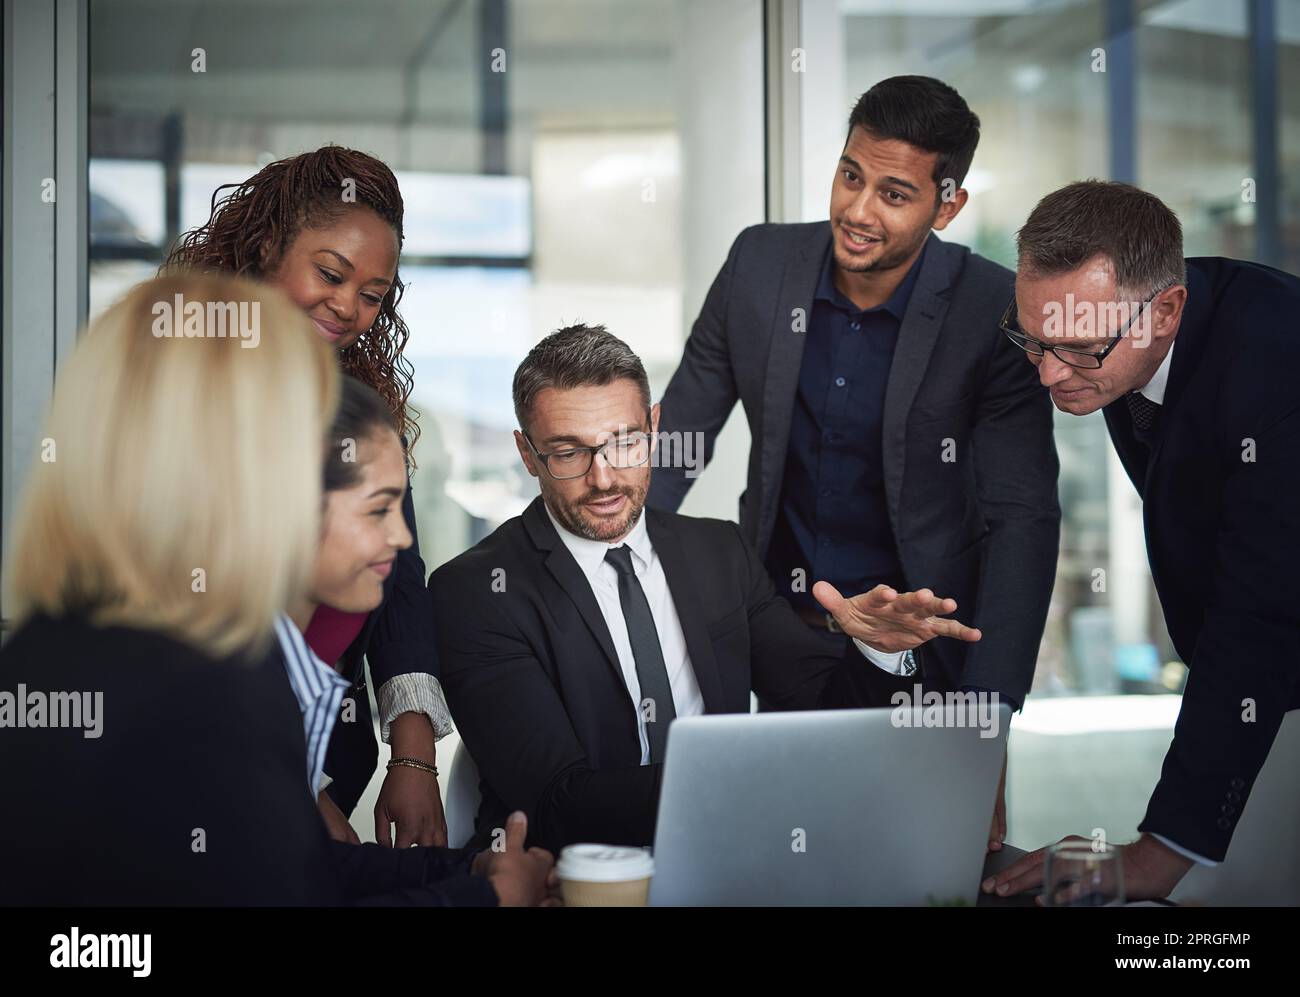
(5, 0), (1299, 850)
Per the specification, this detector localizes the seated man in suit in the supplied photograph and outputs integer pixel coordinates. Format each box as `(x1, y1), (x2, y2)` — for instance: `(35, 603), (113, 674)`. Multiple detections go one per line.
(983, 181), (1300, 902)
(430, 323), (983, 854)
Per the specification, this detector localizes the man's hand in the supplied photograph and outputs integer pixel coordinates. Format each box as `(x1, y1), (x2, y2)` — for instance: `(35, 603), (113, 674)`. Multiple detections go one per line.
(981, 833), (1194, 904)
(472, 811), (561, 907)
(813, 581), (982, 653)
(375, 711), (448, 847)
(318, 790), (361, 844)
(988, 750), (1007, 852)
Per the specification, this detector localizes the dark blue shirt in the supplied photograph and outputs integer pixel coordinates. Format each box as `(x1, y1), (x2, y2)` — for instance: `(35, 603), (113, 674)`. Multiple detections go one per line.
(765, 240), (926, 610)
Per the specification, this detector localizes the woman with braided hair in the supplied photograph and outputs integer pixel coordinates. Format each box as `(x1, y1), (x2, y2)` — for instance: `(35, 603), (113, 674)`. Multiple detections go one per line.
(164, 146), (452, 849)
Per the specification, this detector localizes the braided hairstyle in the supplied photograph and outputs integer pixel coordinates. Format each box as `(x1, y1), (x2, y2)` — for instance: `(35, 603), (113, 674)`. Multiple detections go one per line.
(162, 145), (419, 452)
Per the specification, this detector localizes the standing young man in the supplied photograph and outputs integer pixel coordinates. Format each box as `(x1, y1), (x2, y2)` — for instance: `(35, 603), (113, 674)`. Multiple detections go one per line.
(649, 76), (1061, 847)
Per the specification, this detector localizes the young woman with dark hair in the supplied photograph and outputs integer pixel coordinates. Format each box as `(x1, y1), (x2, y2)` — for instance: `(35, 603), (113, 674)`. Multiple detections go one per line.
(280, 374), (558, 906)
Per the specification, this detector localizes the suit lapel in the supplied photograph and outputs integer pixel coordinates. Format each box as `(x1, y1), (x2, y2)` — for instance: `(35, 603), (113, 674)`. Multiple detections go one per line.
(882, 234), (959, 527)
(1146, 264), (1211, 474)
(522, 497), (622, 681)
(1103, 265), (1214, 499)
(757, 224), (832, 553)
(646, 509), (727, 712)
(1125, 265), (1214, 597)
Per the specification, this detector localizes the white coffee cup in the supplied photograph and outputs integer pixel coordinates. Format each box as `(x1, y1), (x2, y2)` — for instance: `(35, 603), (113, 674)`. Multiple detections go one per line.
(556, 844), (655, 907)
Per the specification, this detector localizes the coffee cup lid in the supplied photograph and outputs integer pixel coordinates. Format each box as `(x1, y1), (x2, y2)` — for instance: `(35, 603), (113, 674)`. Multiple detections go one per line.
(556, 843), (655, 882)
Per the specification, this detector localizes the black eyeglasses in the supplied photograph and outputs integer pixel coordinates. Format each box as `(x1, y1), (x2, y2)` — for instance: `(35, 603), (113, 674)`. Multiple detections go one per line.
(523, 418), (653, 480)
(1000, 287), (1171, 370)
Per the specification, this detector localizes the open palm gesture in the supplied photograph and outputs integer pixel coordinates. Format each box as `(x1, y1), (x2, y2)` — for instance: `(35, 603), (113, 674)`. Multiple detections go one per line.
(813, 581), (982, 653)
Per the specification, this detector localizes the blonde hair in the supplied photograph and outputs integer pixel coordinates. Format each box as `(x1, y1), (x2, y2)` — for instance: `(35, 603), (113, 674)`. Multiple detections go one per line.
(2, 273), (339, 659)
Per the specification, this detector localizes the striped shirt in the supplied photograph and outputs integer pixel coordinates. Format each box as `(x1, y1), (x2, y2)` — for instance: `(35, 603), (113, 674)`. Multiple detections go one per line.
(275, 614), (350, 796)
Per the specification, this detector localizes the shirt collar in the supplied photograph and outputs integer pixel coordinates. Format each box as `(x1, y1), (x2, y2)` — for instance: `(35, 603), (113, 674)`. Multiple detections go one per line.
(1137, 340), (1175, 405)
(276, 613), (349, 705)
(544, 499), (654, 579)
(814, 232), (928, 321)
(1137, 261), (1208, 407)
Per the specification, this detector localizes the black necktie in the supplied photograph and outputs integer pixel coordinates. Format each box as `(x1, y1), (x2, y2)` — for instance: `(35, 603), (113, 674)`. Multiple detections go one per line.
(604, 545), (676, 763)
(1125, 391), (1161, 434)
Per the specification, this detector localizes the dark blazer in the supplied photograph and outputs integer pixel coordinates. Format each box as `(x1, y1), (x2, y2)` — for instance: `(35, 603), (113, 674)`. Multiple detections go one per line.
(430, 496), (895, 855)
(1103, 256), (1300, 862)
(648, 224), (1061, 706)
(324, 473), (439, 816)
(0, 613), (492, 906)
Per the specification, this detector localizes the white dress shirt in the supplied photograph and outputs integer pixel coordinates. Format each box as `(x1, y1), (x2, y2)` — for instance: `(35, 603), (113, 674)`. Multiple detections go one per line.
(852, 638), (913, 674)
(1138, 340), (1175, 404)
(545, 503), (705, 765)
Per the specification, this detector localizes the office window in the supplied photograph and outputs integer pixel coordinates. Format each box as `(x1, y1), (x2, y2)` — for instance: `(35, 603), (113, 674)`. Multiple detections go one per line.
(89, 0), (765, 576)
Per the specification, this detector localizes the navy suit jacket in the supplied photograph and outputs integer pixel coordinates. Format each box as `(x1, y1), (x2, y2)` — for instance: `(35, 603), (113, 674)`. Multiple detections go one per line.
(649, 224), (1061, 707)
(1104, 256), (1300, 861)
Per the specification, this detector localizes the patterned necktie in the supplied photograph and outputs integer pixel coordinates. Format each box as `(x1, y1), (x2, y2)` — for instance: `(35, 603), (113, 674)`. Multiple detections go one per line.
(1125, 391), (1161, 433)
(604, 545), (677, 763)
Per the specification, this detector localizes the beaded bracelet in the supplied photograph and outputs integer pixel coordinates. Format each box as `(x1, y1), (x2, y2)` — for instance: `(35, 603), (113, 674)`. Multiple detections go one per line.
(387, 756), (439, 777)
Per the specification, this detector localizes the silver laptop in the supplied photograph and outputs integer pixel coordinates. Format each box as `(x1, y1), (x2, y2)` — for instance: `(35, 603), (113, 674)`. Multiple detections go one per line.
(649, 704), (1011, 906)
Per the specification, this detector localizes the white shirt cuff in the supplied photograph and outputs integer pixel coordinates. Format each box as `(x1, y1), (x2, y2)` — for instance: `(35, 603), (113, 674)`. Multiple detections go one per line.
(1149, 832), (1219, 867)
(852, 638), (909, 675)
(376, 672), (456, 743)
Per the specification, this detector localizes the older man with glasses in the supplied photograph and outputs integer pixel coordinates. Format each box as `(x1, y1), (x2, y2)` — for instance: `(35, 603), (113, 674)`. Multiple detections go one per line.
(984, 180), (1300, 903)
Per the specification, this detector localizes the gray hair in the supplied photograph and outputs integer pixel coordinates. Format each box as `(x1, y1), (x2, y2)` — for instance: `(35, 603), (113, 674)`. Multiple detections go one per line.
(512, 323), (651, 433)
(1016, 180), (1186, 299)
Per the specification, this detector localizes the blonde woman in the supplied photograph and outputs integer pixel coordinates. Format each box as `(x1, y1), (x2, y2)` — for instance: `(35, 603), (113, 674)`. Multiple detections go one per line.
(0, 275), (551, 906)
(0, 274), (336, 904)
